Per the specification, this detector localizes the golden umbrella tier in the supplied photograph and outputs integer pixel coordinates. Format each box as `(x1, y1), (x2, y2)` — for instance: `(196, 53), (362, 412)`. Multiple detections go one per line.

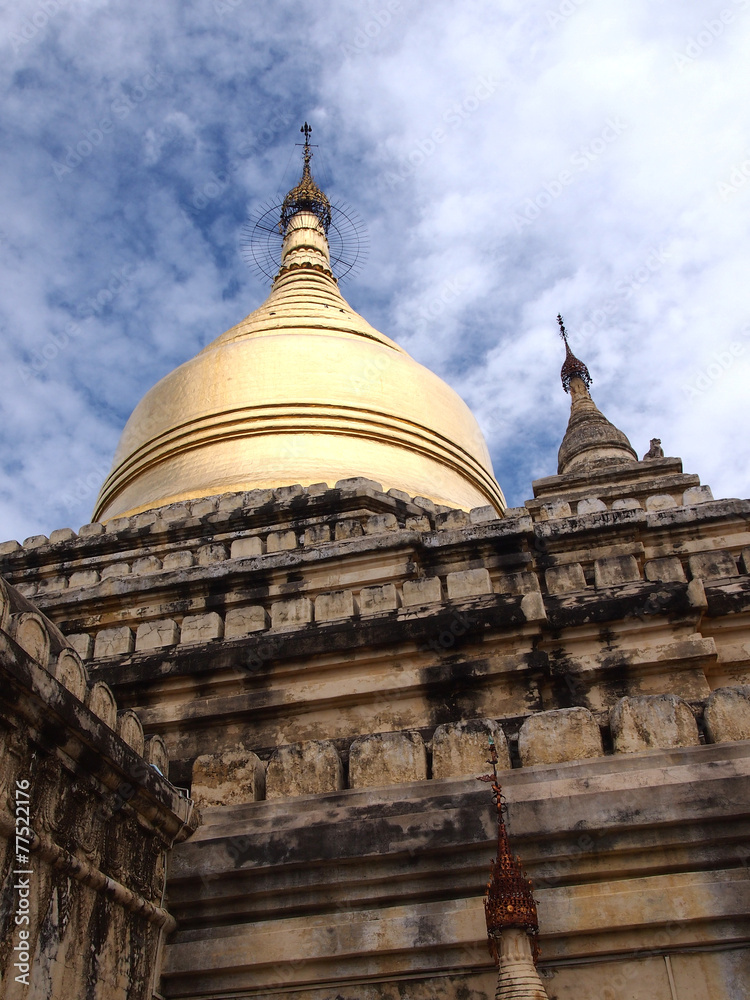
(93, 211), (505, 521)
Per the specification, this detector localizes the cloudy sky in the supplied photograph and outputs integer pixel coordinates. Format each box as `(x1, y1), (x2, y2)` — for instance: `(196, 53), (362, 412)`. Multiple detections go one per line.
(1, 0), (749, 542)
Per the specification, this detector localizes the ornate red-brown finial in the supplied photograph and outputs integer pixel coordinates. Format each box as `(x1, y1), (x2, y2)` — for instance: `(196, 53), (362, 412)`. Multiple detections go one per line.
(477, 736), (540, 965)
(558, 314), (592, 394)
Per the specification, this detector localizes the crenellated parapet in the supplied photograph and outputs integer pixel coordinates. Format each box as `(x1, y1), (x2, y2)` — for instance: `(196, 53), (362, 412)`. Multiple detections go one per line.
(0, 575), (197, 1000)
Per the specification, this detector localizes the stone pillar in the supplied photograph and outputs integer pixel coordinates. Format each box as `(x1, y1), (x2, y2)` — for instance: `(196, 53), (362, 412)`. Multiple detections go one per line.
(492, 928), (549, 1000)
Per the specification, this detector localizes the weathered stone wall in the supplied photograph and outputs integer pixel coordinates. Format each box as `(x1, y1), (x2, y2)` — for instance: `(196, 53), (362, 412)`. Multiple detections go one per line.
(0, 577), (196, 1000)
(0, 475), (748, 998)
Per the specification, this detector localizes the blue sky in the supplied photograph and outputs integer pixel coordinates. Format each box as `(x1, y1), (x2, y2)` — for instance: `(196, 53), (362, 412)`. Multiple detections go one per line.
(2, 0), (749, 542)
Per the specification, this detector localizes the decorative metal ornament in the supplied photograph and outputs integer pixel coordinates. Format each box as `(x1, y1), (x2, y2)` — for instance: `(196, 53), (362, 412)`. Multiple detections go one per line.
(240, 122), (369, 285)
(557, 313), (592, 393)
(477, 736), (540, 964)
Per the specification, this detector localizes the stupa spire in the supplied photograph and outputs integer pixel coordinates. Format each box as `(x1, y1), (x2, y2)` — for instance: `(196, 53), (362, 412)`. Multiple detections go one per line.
(477, 738), (549, 999)
(555, 315), (637, 475)
(279, 122), (332, 236)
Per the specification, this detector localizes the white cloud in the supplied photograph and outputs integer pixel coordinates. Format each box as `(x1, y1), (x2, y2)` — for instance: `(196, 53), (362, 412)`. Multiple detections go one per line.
(0, 0), (748, 543)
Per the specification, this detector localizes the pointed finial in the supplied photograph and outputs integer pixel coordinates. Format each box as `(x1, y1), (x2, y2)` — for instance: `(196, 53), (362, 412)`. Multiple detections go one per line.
(558, 314), (592, 394)
(279, 123), (332, 236)
(477, 737), (540, 965)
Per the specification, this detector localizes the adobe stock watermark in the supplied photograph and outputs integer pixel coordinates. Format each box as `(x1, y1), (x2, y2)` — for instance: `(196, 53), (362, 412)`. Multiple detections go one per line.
(546, 0), (589, 29)
(381, 75), (500, 190)
(61, 461), (112, 511)
(17, 262), (140, 383)
(716, 147), (750, 200)
(52, 69), (165, 181)
(672, 0), (748, 72)
(9, 0), (80, 54)
(12, 778), (34, 986)
(340, 0), (402, 58)
(681, 325), (748, 399)
(512, 117), (628, 232)
(182, 111), (292, 221)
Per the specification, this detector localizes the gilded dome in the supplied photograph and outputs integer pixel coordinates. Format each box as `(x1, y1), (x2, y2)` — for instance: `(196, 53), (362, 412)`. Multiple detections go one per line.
(93, 172), (505, 521)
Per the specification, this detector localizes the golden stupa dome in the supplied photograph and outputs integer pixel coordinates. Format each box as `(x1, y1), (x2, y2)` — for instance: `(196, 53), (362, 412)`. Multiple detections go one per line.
(93, 143), (505, 522)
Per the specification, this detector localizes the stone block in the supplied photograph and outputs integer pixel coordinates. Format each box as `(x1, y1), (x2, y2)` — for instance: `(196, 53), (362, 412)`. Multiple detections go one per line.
(521, 591), (547, 623)
(577, 497), (606, 515)
(413, 496), (436, 513)
(503, 507), (527, 518)
(101, 562), (130, 579)
(197, 543), (227, 565)
(349, 731), (427, 788)
(53, 649), (88, 701)
(266, 530), (297, 553)
(496, 571), (539, 596)
(704, 686), (750, 743)
(231, 536), (264, 559)
(645, 494), (677, 511)
(306, 482), (329, 495)
(117, 710), (145, 755)
(594, 554), (640, 588)
(266, 741), (344, 799)
(687, 578), (708, 610)
(436, 510), (470, 530)
(23, 534), (48, 548)
(446, 568), (493, 600)
(611, 498), (642, 511)
(545, 563), (587, 595)
(217, 494), (244, 514)
(359, 583), (400, 614)
(335, 477), (383, 493)
(741, 548), (750, 575)
(644, 557), (687, 583)
(275, 484), (304, 501)
(610, 694), (700, 753)
(135, 619), (179, 652)
(191, 498), (217, 517)
(105, 517), (130, 534)
(163, 550), (195, 570)
(243, 488), (274, 508)
(94, 626), (134, 658)
(304, 523), (331, 545)
(402, 577), (442, 606)
(87, 681), (117, 729)
(66, 633), (93, 660)
(540, 500), (571, 520)
(69, 569), (100, 588)
(160, 503), (190, 523)
(0, 540), (21, 555)
(518, 708), (604, 766)
(364, 513), (399, 534)
(49, 527), (76, 544)
(405, 516), (431, 531)
(335, 519), (364, 540)
(315, 590), (357, 622)
(225, 606), (269, 637)
(688, 550), (738, 580)
(78, 522), (105, 537)
(271, 597), (313, 629)
(180, 612), (224, 644)
(132, 556), (162, 575)
(191, 751), (265, 808)
(132, 511), (158, 529)
(469, 505), (499, 524)
(146, 735), (170, 776)
(683, 485), (714, 505)
(432, 719), (510, 778)
(36, 575), (67, 594)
